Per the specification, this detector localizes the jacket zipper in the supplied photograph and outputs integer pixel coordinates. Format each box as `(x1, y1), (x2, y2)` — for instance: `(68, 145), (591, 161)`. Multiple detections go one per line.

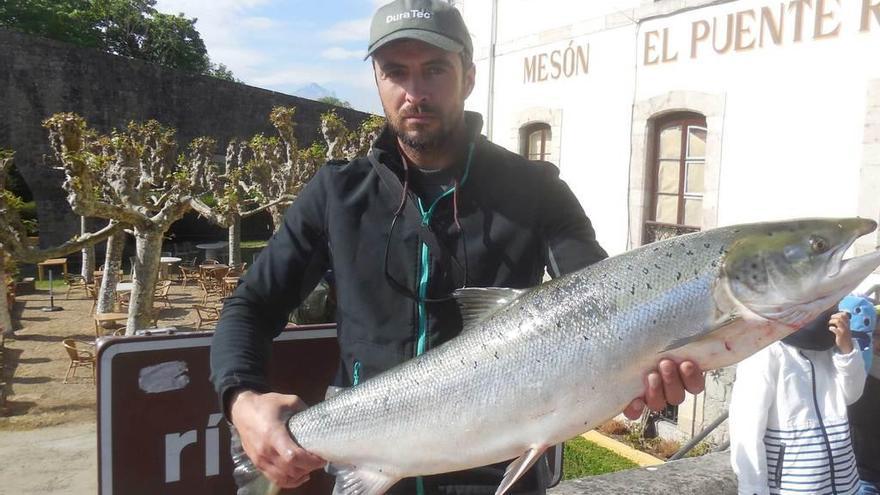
(800, 351), (838, 495)
(352, 360), (362, 386)
(411, 144), (474, 495)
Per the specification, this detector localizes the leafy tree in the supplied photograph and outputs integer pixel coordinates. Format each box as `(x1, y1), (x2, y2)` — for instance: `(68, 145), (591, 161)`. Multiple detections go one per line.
(1, 0), (235, 79)
(318, 96), (353, 109)
(0, 0), (99, 48)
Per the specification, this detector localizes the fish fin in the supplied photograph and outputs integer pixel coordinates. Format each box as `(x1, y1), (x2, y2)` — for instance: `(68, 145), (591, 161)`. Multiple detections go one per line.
(661, 313), (741, 352)
(328, 464), (398, 495)
(495, 446), (547, 495)
(453, 287), (530, 332)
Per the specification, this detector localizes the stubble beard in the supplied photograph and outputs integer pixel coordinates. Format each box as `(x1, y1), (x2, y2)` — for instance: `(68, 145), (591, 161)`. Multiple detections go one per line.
(386, 104), (460, 153)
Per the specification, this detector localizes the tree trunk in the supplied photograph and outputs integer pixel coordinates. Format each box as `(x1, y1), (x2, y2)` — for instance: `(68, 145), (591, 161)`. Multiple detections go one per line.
(0, 251), (13, 336)
(126, 229), (163, 334)
(269, 206), (285, 234)
(97, 230), (125, 314)
(228, 214), (241, 267)
(80, 217), (96, 283)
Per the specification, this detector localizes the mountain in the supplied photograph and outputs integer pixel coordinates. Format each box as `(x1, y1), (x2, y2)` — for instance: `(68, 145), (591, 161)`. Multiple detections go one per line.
(294, 83), (336, 101)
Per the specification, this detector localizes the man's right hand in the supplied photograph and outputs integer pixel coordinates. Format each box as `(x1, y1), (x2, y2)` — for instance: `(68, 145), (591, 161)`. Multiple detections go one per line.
(230, 390), (327, 488)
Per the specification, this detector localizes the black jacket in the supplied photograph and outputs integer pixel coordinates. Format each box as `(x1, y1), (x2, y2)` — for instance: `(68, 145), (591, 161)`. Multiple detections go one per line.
(210, 112), (607, 493)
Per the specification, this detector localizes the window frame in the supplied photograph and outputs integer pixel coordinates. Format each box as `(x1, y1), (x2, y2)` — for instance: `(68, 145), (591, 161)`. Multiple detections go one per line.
(644, 112), (707, 244)
(520, 122), (552, 162)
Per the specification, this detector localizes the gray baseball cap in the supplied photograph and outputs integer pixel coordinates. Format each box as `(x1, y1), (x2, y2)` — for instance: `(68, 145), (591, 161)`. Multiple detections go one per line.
(366, 0), (473, 59)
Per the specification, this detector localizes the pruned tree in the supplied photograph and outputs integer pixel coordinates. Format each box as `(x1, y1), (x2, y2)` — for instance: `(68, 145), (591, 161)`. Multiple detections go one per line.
(320, 111), (385, 162)
(189, 106), (326, 265)
(43, 114), (217, 333)
(0, 149), (120, 335)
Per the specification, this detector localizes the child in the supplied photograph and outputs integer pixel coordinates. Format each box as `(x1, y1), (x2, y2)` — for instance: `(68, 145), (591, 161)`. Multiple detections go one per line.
(730, 307), (867, 495)
(848, 303), (880, 495)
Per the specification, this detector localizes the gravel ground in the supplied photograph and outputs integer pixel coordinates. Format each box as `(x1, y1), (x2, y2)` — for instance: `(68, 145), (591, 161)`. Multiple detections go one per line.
(0, 422), (97, 494)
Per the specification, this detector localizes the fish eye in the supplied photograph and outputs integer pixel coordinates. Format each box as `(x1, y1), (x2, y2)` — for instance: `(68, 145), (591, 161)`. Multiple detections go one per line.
(809, 236), (829, 254)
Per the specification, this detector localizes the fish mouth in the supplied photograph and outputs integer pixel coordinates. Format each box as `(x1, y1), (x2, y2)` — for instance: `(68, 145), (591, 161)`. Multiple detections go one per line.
(830, 218), (880, 280)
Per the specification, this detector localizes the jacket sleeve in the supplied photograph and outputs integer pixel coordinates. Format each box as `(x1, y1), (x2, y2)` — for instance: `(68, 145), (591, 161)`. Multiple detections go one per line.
(832, 339), (868, 405)
(730, 346), (777, 495)
(209, 167), (331, 419)
(538, 171), (608, 277)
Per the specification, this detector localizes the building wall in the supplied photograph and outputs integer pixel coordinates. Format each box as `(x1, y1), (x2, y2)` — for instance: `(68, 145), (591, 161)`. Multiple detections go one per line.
(462, 0), (880, 254)
(459, 0), (880, 441)
(0, 28), (371, 248)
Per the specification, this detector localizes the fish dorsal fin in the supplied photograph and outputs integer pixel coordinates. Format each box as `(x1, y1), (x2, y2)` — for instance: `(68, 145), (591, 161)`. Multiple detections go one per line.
(495, 446), (548, 495)
(454, 287), (529, 332)
(328, 464), (398, 495)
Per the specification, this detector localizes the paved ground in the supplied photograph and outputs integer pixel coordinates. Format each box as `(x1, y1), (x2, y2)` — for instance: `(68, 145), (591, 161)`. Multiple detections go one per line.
(0, 422), (97, 494)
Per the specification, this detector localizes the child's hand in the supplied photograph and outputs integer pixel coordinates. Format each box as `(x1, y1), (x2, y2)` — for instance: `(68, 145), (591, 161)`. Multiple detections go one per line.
(828, 311), (853, 354)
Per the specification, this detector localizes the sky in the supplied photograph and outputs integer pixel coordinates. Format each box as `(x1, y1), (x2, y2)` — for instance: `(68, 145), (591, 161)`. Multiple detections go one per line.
(154, 0), (387, 114)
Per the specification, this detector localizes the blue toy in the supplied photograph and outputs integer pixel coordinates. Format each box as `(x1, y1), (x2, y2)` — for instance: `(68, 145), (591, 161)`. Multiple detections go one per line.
(838, 295), (876, 371)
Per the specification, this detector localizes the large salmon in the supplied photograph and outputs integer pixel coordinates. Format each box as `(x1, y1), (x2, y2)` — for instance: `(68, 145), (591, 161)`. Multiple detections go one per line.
(237, 218), (880, 495)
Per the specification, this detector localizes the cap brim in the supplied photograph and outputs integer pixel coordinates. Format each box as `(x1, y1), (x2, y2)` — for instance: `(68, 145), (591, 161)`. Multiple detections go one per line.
(365, 29), (464, 60)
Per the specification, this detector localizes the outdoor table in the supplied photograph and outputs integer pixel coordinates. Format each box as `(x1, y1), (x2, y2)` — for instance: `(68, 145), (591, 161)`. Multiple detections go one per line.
(94, 312), (128, 337)
(159, 256), (182, 280)
(115, 282), (134, 293)
(195, 241), (228, 262)
(37, 258), (68, 281)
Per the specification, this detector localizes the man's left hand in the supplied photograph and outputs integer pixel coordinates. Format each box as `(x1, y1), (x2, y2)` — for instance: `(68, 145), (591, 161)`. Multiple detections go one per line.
(623, 359), (704, 420)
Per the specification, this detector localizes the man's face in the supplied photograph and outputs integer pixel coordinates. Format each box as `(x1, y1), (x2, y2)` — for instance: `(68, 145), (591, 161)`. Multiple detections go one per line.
(373, 39), (475, 152)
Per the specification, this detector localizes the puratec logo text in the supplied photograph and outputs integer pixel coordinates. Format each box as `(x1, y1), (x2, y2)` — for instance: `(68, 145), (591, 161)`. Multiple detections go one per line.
(387, 9), (433, 23)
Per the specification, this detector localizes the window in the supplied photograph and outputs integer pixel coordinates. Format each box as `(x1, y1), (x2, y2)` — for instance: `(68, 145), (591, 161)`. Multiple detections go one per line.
(644, 113), (707, 245)
(520, 123), (552, 162)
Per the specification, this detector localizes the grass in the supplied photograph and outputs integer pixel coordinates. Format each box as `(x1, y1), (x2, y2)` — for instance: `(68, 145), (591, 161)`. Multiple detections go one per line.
(240, 240), (268, 249)
(35, 279), (68, 291)
(563, 436), (638, 480)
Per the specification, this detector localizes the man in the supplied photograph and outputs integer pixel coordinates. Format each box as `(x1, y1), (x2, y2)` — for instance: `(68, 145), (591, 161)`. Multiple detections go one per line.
(210, 0), (705, 493)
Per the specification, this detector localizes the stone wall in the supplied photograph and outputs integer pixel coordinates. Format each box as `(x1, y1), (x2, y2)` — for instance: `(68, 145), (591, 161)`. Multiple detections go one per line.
(549, 452), (736, 495)
(0, 27), (372, 248)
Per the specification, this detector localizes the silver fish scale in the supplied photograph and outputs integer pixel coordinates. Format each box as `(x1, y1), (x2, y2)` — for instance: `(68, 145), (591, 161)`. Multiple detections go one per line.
(288, 226), (745, 477)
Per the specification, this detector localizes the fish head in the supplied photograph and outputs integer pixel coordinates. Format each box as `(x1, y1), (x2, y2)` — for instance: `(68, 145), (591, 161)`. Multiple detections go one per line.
(723, 218), (880, 328)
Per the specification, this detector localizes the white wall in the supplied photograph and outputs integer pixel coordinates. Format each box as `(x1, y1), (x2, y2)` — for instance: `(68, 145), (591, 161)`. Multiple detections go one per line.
(461, 0), (880, 255)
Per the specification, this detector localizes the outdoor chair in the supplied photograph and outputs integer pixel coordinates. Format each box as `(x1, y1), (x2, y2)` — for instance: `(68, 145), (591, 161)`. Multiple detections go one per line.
(179, 265), (201, 288)
(154, 280), (173, 308)
(202, 258), (220, 265)
(84, 283), (98, 314)
(193, 304), (221, 330)
(62, 338), (95, 384)
(197, 276), (225, 304)
(63, 273), (89, 299)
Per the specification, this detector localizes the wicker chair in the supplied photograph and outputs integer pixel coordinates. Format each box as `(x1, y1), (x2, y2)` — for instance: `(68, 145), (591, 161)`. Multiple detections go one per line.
(178, 265), (201, 288)
(62, 339), (95, 384)
(193, 304), (221, 330)
(63, 273), (89, 299)
(154, 280), (173, 308)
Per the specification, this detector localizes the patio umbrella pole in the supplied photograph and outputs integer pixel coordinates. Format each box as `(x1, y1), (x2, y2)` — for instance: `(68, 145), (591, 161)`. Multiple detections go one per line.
(41, 269), (63, 312)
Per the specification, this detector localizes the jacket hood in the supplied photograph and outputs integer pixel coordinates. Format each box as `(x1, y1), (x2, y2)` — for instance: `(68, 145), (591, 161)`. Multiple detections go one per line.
(782, 306), (838, 351)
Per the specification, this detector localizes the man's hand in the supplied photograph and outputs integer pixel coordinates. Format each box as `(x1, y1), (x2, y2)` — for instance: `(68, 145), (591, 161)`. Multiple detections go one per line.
(828, 311), (853, 354)
(623, 360), (705, 420)
(230, 391), (326, 488)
